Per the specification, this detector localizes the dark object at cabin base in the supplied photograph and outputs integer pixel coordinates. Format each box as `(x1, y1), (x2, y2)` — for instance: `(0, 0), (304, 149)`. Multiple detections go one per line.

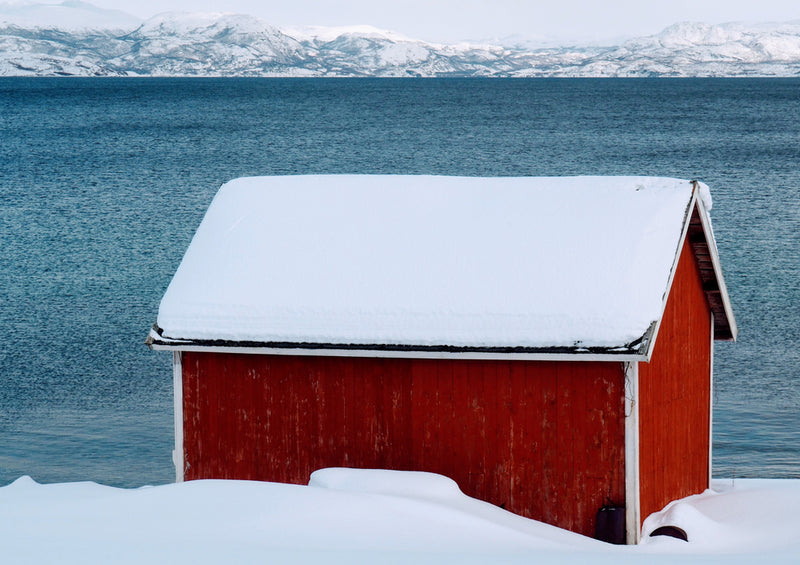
(650, 525), (688, 541)
(595, 505), (626, 544)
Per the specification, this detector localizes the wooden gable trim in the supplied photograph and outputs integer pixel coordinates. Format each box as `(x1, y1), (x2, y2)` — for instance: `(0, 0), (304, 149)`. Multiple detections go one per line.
(688, 193), (738, 341)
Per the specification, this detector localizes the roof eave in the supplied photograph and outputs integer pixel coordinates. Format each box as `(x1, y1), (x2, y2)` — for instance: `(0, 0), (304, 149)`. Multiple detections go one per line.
(146, 326), (649, 362)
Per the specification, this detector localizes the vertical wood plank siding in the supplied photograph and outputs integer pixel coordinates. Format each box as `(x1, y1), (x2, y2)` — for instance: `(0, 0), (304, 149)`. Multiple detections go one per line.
(638, 237), (712, 524)
(181, 354), (626, 537)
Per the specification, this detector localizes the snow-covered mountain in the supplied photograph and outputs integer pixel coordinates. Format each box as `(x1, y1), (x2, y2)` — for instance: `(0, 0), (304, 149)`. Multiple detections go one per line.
(554, 21), (800, 77)
(109, 13), (309, 76)
(1, 4), (799, 77)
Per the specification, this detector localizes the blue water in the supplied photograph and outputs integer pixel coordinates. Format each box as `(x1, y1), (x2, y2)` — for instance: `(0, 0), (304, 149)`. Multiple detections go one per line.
(1, 78), (798, 486)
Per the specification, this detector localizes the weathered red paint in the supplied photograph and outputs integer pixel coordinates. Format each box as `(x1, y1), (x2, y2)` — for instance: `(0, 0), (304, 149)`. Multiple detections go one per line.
(181, 354), (626, 537)
(638, 236), (712, 524)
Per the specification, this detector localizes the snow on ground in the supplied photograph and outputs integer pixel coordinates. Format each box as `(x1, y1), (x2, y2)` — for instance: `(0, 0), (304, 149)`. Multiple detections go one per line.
(1, 468), (798, 564)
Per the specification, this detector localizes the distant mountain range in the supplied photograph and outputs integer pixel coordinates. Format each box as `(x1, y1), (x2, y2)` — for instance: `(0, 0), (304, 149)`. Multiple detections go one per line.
(2, 2), (800, 77)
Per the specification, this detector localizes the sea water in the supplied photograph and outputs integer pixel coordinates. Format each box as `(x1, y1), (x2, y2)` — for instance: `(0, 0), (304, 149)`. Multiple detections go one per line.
(1, 77), (798, 486)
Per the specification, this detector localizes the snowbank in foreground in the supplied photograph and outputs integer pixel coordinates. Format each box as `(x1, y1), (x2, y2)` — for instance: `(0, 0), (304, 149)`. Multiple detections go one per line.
(1, 469), (798, 564)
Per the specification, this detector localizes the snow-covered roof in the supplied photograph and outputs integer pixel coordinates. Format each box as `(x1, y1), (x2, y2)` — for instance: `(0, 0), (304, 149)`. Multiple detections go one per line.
(149, 175), (735, 358)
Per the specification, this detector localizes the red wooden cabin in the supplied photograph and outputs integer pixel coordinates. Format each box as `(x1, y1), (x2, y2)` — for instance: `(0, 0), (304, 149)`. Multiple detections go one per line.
(148, 175), (736, 543)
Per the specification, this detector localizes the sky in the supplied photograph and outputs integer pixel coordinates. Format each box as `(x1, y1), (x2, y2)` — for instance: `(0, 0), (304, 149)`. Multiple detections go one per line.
(82, 0), (800, 43)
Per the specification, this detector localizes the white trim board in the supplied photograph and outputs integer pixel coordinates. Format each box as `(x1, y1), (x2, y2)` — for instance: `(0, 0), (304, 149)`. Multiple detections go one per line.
(172, 351), (184, 483)
(624, 361), (641, 545)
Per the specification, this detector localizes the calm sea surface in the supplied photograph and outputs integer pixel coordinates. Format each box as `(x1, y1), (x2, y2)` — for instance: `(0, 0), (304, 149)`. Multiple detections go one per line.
(1, 78), (798, 486)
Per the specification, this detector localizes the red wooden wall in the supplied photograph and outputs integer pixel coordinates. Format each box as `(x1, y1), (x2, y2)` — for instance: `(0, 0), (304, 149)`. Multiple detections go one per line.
(638, 236), (712, 523)
(181, 354), (626, 537)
